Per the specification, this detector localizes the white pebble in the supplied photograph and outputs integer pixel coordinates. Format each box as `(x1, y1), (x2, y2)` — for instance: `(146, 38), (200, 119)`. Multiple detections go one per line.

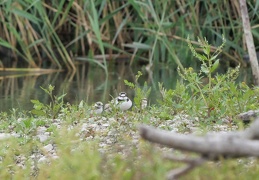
(102, 123), (110, 127)
(43, 144), (53, 152)
(37, 135), (49, 142)
(37, 127), (47, 134)
(0, 133), (11, 140)
(38, 156), (47, 163)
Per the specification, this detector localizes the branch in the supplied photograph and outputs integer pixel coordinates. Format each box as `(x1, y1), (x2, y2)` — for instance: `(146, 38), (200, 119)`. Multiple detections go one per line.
(139, 123), (259, 158)
(139, 117), (259, 178)
(239, 0), (259, 85)
(237, 110), (259, 122)
(165, 155), (206, 180)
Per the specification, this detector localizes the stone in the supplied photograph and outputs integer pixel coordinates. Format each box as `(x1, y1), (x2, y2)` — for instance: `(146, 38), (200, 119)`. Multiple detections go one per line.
(43, 144), (53, 152)
(37, 135), (49, 142)
(0, 133), (11, 140)
(38, 156), (47, 163)
(37, 127), (47, 134)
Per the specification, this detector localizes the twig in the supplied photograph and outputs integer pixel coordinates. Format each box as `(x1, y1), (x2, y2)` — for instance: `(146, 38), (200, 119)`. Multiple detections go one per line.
(166, 156), (205, 180)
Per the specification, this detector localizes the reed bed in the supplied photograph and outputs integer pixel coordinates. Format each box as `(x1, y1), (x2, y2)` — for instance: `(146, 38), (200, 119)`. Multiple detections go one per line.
(0, 0), (258, 71)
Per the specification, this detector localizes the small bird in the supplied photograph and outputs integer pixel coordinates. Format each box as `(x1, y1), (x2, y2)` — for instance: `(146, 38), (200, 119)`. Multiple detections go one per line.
(141, 98), (148, 109)
(91, 101), (103, 114)
(104, 100), (113, 113)
(115, 92), (132, 111)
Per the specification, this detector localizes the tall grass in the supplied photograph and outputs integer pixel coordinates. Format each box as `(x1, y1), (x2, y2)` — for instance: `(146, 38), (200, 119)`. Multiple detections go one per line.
(0, 0), (258, 71)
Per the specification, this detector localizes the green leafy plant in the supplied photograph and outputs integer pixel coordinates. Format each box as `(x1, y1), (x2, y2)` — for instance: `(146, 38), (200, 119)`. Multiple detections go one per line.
(158, 81), (193, 115)
(124, 71), (151, 110)
(180, 36), (238, 118)
(158, 36), (259, 122)
(31, 85), (66, 119)
(187, 36), (225, 89)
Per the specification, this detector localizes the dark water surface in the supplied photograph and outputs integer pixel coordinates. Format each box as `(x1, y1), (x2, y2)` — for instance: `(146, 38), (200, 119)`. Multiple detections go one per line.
(0, 63), (254, 112)
(0, 63), (181, 112)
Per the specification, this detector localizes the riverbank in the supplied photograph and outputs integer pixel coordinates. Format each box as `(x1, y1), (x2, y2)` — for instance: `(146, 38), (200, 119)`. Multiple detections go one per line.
(1, 103), (256, 179)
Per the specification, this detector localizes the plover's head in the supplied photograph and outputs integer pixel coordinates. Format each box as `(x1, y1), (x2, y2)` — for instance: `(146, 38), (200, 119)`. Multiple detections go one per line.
(93, 101), (103, 114)
(117, 92), (128, 101)
(95, 101), (103, 108)
(119, 92), (127, 97)
(119, 92), (126, 95)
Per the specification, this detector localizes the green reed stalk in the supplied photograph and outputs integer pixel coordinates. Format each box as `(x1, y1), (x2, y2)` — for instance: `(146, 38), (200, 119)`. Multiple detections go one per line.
(0, 0), (258, 70)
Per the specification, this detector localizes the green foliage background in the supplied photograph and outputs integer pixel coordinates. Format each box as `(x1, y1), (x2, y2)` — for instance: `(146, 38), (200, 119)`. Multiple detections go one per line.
(0, 0), (258, 70)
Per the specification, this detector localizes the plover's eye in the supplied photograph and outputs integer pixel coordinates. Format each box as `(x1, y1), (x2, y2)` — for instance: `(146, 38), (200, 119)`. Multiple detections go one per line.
(96, 102), (103, 106)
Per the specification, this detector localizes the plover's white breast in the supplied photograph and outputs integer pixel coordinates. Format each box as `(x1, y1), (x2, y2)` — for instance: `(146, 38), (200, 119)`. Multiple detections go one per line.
(116, 92), (132, 111)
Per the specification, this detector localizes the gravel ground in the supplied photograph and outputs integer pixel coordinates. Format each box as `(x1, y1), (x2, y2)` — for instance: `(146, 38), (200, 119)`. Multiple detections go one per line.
(0, 112), (239, 170)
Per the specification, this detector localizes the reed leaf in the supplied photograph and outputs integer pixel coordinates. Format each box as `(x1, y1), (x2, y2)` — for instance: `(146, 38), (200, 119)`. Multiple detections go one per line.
(0, 0), (258, 70)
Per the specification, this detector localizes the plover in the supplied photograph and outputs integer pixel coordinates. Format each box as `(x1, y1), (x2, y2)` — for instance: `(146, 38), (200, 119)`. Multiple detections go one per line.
(141, 98), (148, 109)
(91, 101), (103, 114)
(104, 99), (114, 113)
(115, 92), (132, 111)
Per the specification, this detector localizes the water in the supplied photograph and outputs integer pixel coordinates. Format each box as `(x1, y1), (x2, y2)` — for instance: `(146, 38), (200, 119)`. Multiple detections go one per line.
(0, 63), (179, 112)
(0, 62), (254, 112)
